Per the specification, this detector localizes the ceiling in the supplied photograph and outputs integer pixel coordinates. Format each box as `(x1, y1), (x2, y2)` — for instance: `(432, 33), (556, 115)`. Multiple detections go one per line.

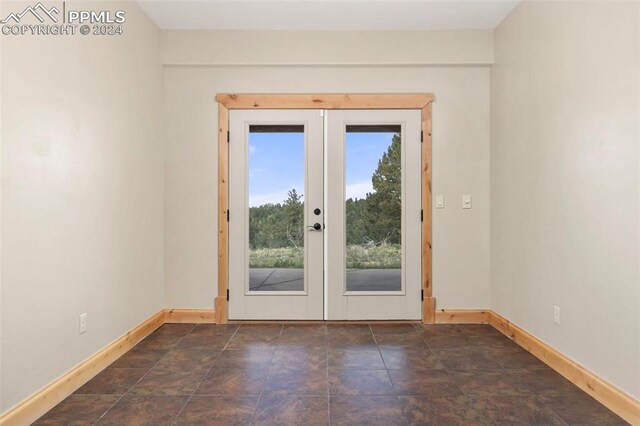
(137, 0), (520, 31)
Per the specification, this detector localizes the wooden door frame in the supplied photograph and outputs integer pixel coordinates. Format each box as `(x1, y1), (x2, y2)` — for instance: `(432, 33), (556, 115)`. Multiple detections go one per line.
(215, 94), (435, 324)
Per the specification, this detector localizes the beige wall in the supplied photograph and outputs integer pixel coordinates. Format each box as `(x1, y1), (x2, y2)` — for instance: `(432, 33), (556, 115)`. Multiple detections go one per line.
(162, 30), (494, 65)
(162, 31), (492, 311)
(0, 6), (4, 411)
(491, 1), (640, 399)
(0, 1), (164, 413)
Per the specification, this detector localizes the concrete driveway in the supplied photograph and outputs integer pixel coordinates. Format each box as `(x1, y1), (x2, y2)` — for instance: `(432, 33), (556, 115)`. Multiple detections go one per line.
(249, 268), (401, 291)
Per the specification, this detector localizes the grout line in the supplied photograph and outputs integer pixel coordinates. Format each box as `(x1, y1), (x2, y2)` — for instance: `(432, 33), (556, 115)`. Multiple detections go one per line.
(541, 405), (572, 426)
(326, 367), (331, 425)
(170, 327), (233, 423)
(247, 324), (282, 425)
(220, 323), (242, 351)
(90, 325), (195, 425)
(324, 328), (330, 425)
(369, 324), (412, 426)
(426, 324), (484, 401)
(171, 395), (194, 424)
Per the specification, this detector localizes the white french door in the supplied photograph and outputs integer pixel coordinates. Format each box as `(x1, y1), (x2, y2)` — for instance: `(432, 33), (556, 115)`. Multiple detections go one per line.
(229, 110), (325, 320)
(325, 110), (422, 320)
(228, 109), (422, 320)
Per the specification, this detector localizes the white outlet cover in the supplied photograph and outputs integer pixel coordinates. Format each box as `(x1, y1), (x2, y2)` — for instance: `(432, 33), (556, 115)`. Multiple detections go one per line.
(435, 195), (444, 209)
(79, 313), (88, 334)
(462, 195), (472, 209)
(553, 305), (560, 325)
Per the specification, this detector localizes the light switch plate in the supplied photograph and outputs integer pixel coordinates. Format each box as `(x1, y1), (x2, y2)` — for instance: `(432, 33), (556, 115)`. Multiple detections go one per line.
(462, 195), (472, 209)
(435, 195), (444, 209)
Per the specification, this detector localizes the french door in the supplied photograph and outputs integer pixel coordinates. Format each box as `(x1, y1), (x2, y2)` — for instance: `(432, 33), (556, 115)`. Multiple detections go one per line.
(228, 109), (422, 320)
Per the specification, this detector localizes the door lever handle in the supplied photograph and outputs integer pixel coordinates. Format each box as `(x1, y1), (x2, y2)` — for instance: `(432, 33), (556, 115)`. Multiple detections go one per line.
(307, 223), (322, 231)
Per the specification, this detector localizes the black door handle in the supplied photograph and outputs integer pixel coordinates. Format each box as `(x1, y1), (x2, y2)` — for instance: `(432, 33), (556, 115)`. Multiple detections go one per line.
(307, 223), (322, 231)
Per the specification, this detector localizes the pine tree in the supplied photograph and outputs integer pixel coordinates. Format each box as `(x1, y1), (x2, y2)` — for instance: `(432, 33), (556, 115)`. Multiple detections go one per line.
(282, 189), (304, 248)
(363, 133), (401, 244)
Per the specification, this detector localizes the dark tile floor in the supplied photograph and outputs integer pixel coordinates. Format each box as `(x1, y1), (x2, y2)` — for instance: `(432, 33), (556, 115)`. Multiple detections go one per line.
(34, 323), (627, 425)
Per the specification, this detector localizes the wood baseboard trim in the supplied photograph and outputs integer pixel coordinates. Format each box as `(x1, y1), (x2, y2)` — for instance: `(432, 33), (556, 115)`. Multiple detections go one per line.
(4, 308), (638, 425)
(488, 311), (640, 425)
(435, 309), (490, 324)
(0, 310), (165, 426)
(164, 309), (216, 323)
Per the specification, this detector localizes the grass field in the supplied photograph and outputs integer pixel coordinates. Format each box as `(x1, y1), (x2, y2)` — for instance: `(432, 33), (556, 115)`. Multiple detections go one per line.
(250, 243), (401, 269)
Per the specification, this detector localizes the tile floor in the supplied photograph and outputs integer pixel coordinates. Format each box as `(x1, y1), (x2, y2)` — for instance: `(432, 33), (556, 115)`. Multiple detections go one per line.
(34, 323), (627, 425)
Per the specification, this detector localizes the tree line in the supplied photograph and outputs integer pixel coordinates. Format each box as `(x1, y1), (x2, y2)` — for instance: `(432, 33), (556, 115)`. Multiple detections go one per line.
(249, 134), (401, 249)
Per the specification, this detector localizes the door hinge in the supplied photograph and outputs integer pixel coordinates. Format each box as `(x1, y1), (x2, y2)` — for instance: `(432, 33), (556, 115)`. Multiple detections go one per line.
(421, 130), (423, 143)
(227, 130), (230, 143)
(421, 289), (424, 301)
(421, 209), (424, 222)
(226, 209), (230, 222)
(226, 289), (229, 301)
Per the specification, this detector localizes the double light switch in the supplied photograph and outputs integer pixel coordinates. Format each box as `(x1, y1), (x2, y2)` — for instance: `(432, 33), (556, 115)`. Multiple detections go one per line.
(434, 195), (472, 209)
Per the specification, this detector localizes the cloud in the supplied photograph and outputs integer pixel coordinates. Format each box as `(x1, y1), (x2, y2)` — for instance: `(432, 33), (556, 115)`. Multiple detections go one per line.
(346, 181), (374, 200)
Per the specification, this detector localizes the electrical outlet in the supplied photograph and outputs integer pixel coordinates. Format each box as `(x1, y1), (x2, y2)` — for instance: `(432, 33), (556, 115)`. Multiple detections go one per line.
(79, 313), (87, 334)
(553, 305), (560, 325)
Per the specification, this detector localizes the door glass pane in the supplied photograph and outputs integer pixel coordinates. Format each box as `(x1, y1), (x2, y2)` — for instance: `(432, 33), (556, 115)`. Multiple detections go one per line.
(248, 125), (305, 292)
(345, 125), (402, 292)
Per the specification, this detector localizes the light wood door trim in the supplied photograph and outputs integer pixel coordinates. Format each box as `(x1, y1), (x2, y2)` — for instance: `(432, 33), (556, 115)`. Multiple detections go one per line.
(421, 103), (435, 323)
(216, 94), (435, 324)
(216, 104), (229, 324)
(216, 93), (433, 110)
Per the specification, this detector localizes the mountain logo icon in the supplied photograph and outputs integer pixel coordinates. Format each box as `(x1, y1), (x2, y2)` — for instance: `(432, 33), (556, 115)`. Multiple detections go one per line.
(1, 2), (60, 24)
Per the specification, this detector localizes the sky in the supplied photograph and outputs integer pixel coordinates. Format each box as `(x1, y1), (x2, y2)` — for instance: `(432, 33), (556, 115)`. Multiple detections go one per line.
(249, 131), (396, 207)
